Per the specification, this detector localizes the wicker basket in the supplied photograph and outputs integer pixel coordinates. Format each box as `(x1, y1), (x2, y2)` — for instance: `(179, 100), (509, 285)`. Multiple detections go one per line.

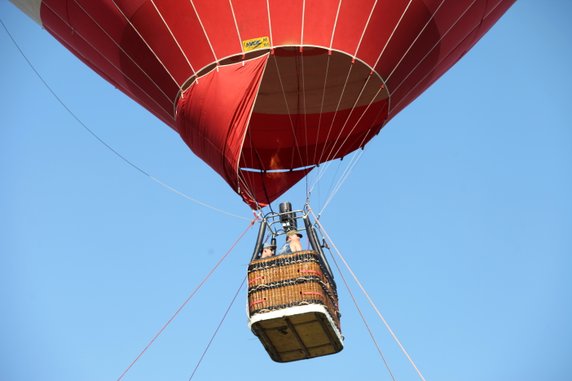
(247, 250), (343, 361)
(248, 251), (340, 326)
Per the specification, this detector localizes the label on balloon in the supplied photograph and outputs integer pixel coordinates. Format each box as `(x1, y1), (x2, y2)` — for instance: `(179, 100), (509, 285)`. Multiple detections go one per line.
(242, 36), (270, 52)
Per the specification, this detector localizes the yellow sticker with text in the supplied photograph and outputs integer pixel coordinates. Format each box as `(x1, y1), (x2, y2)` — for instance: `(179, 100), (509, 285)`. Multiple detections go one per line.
(242, 36), (270, 52)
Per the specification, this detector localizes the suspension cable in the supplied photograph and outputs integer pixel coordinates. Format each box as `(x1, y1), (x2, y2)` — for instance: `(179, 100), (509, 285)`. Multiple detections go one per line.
(309, 207), (427, 381)
(271, 53), (306, 169)
(307, 84), (378, 202)
(188, 276), (247, 380)
(318, 138), (368, 218)
(116, 218), (257, 381)
(308, 1), (418, 207)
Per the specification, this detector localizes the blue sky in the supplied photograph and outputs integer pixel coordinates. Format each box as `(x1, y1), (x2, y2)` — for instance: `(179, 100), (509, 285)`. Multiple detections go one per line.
(1, 1), (571, 380)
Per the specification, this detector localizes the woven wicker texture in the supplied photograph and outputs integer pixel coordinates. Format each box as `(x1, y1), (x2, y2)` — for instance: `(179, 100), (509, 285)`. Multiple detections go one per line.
(248, 250), (340, 330)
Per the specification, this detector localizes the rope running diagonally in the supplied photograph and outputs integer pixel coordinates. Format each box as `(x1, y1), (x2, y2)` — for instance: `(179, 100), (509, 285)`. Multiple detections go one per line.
(309, 207), (428, 381)
(188, 276), (247, 380)
(0, 18), (249, 221)
(325, 231), (397, 381)
(116, 217), (257, 381)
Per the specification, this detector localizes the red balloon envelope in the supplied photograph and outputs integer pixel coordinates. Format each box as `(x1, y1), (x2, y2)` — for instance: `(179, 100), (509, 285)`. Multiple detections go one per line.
(11, 0), (514, 208)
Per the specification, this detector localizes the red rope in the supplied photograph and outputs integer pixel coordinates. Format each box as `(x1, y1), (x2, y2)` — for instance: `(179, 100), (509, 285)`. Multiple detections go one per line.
(188, 277), (247, 380)
(116, 217), (257, 381)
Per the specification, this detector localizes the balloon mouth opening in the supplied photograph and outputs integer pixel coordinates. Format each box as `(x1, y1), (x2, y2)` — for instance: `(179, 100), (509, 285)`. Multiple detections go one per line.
(175, 46), (390, 207)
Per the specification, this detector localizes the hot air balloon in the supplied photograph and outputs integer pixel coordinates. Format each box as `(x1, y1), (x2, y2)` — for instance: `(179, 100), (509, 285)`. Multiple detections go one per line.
(10, 0), (514, 209)
(9, 0), (515, 364)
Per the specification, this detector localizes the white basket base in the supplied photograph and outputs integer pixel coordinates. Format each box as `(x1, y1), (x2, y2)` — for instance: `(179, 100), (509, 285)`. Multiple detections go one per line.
(249, 304), (343, 362)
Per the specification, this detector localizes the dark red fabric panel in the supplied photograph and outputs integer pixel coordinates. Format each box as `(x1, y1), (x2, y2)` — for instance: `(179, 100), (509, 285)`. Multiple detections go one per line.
(380, 14), (440, 94)
(433, 1), (485, 63)
(42, 0), (67, 20)
(176, 55), (269, 198)
(68, 0), (126, 41)
(351, 0), (413, 66)
(431, 0), (482, 36)
(114, 0), (147, 16)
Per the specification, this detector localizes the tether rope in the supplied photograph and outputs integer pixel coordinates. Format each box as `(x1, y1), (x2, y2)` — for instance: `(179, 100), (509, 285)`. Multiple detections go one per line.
(309, 207), (427, 381)
(0, 18), (249, 221)
(325, 233), (397, 381)
(116, 218), (257, 381)
(188, 277), (247, 380)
